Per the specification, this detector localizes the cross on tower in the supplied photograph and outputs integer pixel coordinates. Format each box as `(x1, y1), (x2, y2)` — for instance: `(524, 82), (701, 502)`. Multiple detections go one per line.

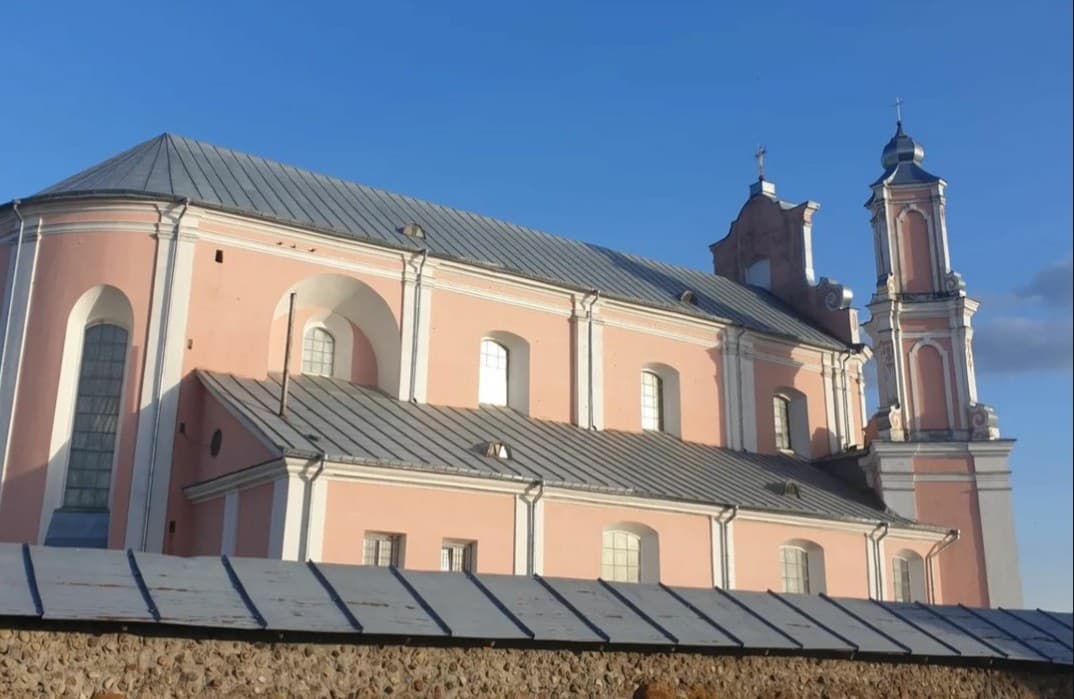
(755, 145), (766, 181)
(893, 97), (904, 124)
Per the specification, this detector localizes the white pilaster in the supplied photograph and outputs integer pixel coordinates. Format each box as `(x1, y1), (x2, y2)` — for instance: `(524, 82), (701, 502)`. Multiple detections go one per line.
(532, 497), (545, 574)
(305, 476), (328, 562)
(398, 255), (435, 403)
(970, 443), (1022, 608)
(821, 354), (840, 453)
(268, 474), (306, 560)
(720, 329), (742, 451)
(0, 216), (41, 503)
(124, 209), (198, 551)
(739, 336), (757, 452)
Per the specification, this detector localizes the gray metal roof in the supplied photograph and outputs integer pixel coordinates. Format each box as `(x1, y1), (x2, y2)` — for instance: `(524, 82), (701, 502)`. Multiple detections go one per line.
(199, 371), (909, 525)
(1, 543), (1070, 665)
(23, 133), (846, 350)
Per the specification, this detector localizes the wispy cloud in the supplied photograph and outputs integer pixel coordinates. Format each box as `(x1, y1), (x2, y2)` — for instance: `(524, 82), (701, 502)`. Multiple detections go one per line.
(974, 316), (1073, 374)
(1014, 256), (1073, 308)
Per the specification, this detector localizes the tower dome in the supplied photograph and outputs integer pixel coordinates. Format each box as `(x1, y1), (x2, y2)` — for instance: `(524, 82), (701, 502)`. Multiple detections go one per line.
(881, 122), (925, 169)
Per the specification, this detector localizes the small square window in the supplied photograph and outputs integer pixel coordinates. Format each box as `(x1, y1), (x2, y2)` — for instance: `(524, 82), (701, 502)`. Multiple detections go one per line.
(440, 540), (476, 573)
(363, 532), (403, 567)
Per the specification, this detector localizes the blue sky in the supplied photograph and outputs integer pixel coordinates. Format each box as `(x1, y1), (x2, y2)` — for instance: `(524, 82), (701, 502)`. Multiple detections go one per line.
(1, 1), (1070, 609)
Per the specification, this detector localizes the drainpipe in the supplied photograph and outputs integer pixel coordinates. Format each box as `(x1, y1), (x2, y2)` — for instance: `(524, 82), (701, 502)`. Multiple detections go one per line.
(732, 327), (747, 450)
(140, 198), (190, 551)
(718, 505), (738, 589)
(408, 248), (429, 403)
(0, 200), (28, 478)
(868, 522), (890, 600)
(838, 350), (853, 449)
(925, 528), (959, 604)
(584, 289), (599, 429)
(524, 478), (545, 575)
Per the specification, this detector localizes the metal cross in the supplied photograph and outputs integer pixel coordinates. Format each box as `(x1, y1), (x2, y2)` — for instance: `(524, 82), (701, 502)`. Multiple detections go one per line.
(893, 97), (904, 124)
(755, 145), (766, 180)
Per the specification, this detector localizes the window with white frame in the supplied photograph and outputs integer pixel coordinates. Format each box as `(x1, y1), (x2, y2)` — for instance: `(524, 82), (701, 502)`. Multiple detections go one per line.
(363, 532), (402, 567)
(602, 529), (642, 583)
(893, 556), (912, 602)
(302, 326), (336, 377)
(780, 545), (811, 594)
(63, 323), (128, 510)
(773, 395), (792, 451)
(640, 371), (664, 431)
(478, 338), (509, 406)
(440, 540), (475, 573)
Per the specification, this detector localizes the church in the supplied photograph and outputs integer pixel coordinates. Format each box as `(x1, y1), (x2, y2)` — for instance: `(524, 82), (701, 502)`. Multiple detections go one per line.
(0, 120), (1021, 608)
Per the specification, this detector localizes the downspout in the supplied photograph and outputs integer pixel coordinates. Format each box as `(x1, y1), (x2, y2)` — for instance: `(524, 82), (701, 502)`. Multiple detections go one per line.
(718, 505), (738, 589)
(925, 528), (959, 604)
(838, 349), (853, 449)
(0, 200), (27, 478)
(584, 289), (599, 429)
(733, 326), (747, 450)
(525, 478), (545, 575)
(868, 522), (889, 600)
(408, 248), (429, 403)
(140, 198), (190, 551)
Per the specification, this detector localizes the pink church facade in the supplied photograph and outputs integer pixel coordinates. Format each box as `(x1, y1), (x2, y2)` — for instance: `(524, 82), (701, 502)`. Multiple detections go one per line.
(0, 123), (1021, 608)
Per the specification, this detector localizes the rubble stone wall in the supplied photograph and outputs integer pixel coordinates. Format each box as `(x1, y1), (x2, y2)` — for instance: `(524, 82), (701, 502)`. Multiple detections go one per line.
(1, 626), (1070, 698)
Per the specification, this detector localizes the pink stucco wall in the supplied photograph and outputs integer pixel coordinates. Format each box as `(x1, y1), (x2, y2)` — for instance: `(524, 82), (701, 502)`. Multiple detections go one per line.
(425, 283), (573, 421)
(0, 219), (157, 547)
(234, 482), (274, 558)
(601, 320), (723, 445)
(321, 481), (517, 573)
(732, 519), (869, 597)
(899, 210), (933, 293)
(751, 348), (832, 458)
(541, 500), (712, 587)
(185, 497), (225, 557)
(914, 473), (989, 607)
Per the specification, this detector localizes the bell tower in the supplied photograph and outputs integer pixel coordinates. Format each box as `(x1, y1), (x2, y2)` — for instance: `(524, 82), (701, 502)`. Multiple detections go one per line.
(861, 116), (1022, 607)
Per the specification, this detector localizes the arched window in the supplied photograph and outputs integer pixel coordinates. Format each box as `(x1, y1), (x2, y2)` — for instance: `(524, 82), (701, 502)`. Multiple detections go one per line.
(773, 395), (792, 451)
(780, 541), (826, 594)
(892, 550), (927, 602)
(602, 529), (642, 583)
(640, 371), (664, 431)
(63, 323), (128, 510)
(302, 327), (336, 377)
(478, 338), (509, 406)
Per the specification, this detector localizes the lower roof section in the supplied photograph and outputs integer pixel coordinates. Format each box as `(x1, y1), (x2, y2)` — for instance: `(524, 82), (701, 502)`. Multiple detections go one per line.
(0, 544), (1070, 666)
(199, 371), (913, 526)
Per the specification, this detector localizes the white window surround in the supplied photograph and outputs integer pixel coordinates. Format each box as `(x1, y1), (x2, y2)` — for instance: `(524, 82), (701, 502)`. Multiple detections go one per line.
(640, 363), (681, 437)
(892, 549), (927, 603)
(441, 539), (476, 573)
(39, 285), (134, 543)
(478, 331), (530, 413)
(779, 539), (826, 594)
(271, 273), (399, 394)
(602, 522), (659, 583)
(773, 387), (809, 459)
(363, 532), (403, 567)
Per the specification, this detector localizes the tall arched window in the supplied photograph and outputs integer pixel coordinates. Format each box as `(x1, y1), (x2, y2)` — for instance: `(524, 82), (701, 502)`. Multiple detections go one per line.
(302, 327), (336, 377)
(640, 371), (664, 431)
(63, 323), (128, 510)
(779, 545), (810, 593)
(478, 338), (509, 406)
(773, 395), (792, 451)
(602, 529), (642, 583)
(892, 550), (926, 602)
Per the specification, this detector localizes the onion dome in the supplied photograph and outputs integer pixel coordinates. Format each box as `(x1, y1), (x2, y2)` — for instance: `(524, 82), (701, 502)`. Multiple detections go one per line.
(881, 121), (925, 169)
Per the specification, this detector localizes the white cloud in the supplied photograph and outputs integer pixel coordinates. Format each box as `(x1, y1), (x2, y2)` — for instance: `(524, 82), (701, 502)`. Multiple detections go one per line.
(1015, 256), (1073, 309)
(974, 316), (1073, 374)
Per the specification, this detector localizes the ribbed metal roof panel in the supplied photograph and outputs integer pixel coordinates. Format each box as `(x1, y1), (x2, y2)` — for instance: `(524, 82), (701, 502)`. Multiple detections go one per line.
(877, 602), (996, 658)
(473, 574), (605, 643)
(538, 577), (671, 645)
(27, 133), (845, 350)
(198, 371), (903, 525)
(0, 544), (38, 617)
(779, 593), (909, 655)
(391, 570), (528, 640)
(314, 564), (446, 637)
(132, 552), (261, 630)
(665, 586), (800, 649)
(31, 547), (153, 623)
(727, 591), (852, 652)
(602, 582), (740, 647)
(828, 598), (958, 657)
(226, 557), (355, 633)
(968, 608), (1072, 664)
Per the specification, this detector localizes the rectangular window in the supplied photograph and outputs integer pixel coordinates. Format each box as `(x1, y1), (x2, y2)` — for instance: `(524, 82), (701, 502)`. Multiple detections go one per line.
(601, 529), (641, 583)
(478, 339), (509, 406)
(63, 324), (128, 510)
(773, 396), (791, 451)
(893, 557), (912, 602)
(780, 546), (810, 594)
(440, 540), (475, 573)
(363, 532), (402, 567)
(640, 371), (663, 431)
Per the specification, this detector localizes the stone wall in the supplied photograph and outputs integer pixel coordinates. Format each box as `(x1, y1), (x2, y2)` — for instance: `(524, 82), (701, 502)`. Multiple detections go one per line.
(1, 625), (1070, 698)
